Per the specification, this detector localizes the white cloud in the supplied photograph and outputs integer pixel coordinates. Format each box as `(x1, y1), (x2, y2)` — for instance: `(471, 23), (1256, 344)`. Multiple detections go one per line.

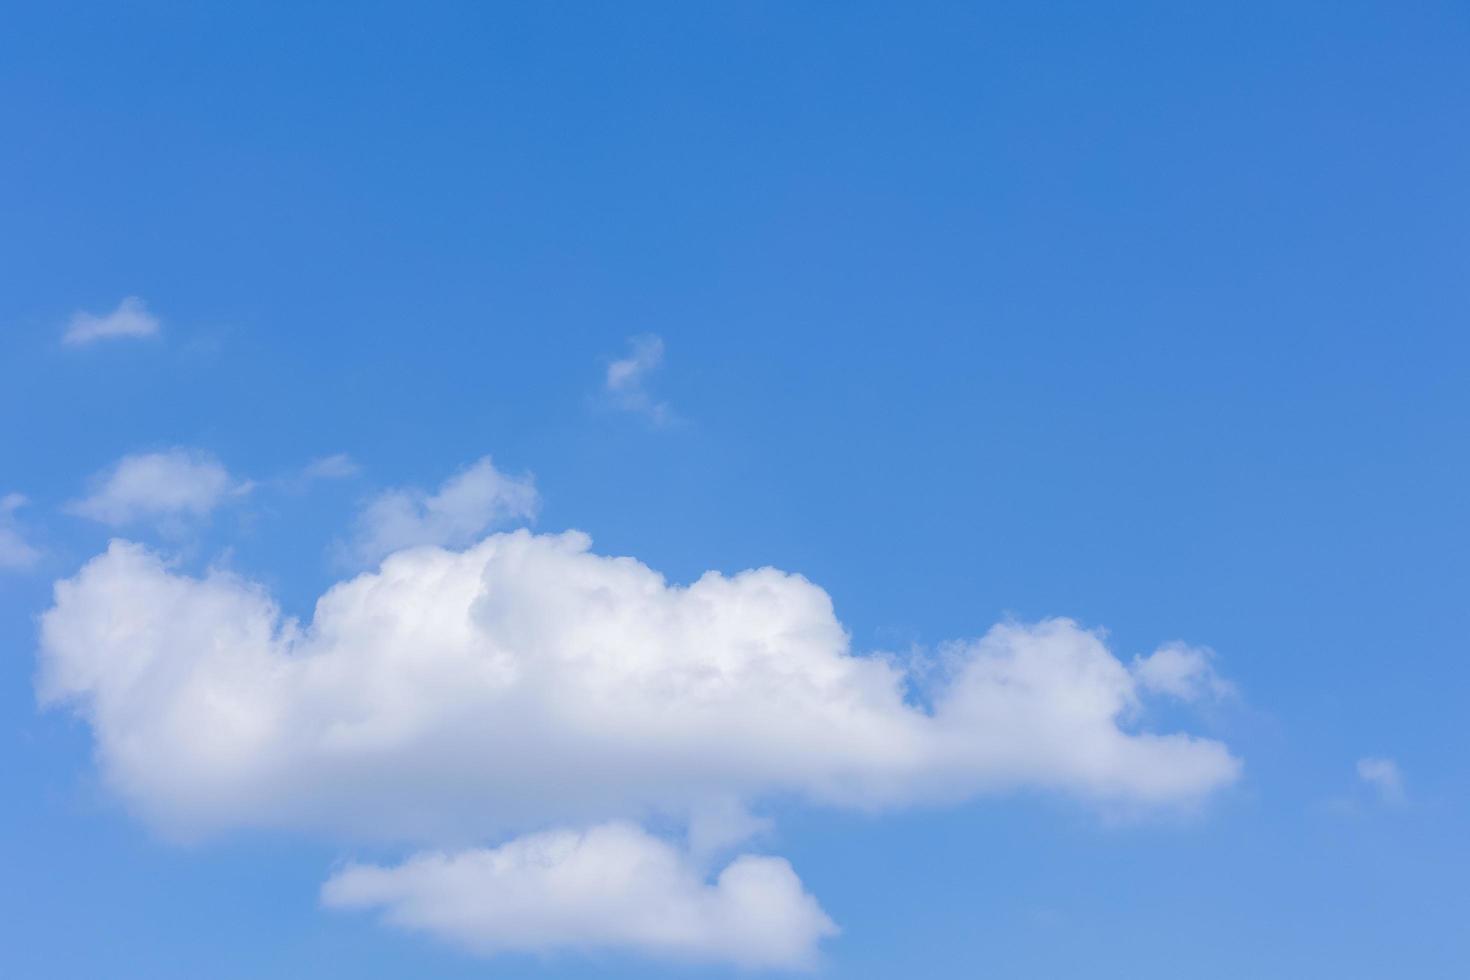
(322, 823), (836, 969)
(1131, 642), (1234, 701)
(39, 530), (1238, 844)
(37, 525), (1240, 966)
(0, 493), (42, 570)
(1357, 756), (1405, 805)
(68, 450), (249, 528)
(605, 334), (671, 423)
(347, 457), (538, 566)
(62, 296), (161, 347)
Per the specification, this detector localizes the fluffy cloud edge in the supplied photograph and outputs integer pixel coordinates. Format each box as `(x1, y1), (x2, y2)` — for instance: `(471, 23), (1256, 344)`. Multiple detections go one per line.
(1131, 642), (1235, 702)
(345, 456), (538, 566)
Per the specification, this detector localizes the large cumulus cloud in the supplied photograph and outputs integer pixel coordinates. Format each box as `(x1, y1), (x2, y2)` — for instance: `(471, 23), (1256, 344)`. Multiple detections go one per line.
(38, 527), (1240, 967)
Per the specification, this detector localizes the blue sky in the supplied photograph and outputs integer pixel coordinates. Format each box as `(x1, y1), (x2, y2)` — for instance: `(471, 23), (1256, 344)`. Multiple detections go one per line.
(2, 2), (1468, 976)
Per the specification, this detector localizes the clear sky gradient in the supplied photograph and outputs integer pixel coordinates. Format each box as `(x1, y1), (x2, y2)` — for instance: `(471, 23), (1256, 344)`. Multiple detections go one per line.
(2, 2), (1467, 977)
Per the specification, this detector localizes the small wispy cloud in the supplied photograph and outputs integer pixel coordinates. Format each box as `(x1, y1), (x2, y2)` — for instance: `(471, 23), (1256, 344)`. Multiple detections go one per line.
(345, 456), (538, 566)
(1130, 642), (1235, 702)
(68, 449), (251, 530)
(303, 453), (362, 481)
(605, 334), (672, 424)
(0, 493), (42, 571)
(271, 453), (364, 494)
(62, 296), (161, 347)
(1357, 756), (1405, 805)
